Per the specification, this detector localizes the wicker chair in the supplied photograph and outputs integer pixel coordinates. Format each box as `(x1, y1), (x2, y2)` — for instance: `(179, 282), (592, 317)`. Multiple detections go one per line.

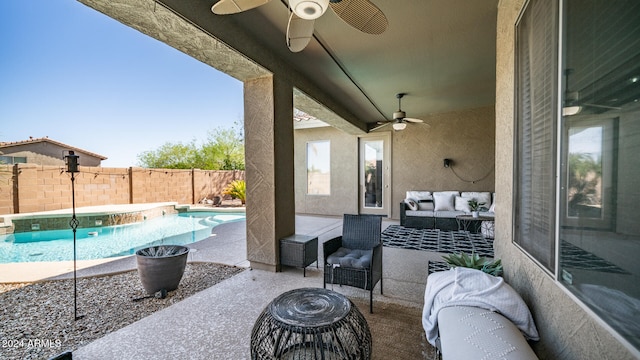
(323, 214), (383, 313)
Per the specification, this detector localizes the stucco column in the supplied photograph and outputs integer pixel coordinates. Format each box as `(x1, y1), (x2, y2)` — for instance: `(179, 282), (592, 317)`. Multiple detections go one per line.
(244, 75), (295, 271)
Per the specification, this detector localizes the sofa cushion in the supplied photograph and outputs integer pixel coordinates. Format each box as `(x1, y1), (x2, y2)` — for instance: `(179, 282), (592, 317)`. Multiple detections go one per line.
(461, 192), (492, 209)
(326, 247), (371, 269)
(489, 193), (496, 212)
(404, 198), (419, 211)
(433, 192), (457, 211)
(454, 196), (471, 212)
(418, 201), (434, 210)
(406, 210), (435, 217)
(437, 306), (538, 360)
(434, 210), (465, 218)
(406, 191), (433, 201)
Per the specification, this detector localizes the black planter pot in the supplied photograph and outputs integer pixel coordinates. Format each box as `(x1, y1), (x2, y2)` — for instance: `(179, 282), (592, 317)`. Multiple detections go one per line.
(136, 245), (189, 295)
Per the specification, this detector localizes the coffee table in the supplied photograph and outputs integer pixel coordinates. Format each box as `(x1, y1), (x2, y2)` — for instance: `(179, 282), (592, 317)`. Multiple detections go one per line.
(456, 215), (495, 234)
(250, 288), (372, 359)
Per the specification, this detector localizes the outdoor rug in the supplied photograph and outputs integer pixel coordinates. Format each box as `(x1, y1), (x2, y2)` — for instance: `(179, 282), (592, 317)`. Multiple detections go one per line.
(351, 298), (435, 359)
(561, 240), (629, 274)
(382, 225), (494, 258)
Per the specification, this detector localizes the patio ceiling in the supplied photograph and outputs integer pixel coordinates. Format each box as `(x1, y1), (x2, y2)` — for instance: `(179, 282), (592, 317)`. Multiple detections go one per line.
(148, 0), (498, 130)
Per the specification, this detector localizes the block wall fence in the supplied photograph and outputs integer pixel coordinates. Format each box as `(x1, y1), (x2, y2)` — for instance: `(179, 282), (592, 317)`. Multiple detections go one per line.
(0, 164), (244, 215)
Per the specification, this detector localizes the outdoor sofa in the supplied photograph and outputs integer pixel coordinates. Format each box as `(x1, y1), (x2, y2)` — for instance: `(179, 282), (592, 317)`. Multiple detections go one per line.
(400, 191), (495, 231)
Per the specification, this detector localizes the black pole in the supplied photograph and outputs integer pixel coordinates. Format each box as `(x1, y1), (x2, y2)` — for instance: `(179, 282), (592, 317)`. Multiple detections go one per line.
(70, 172), (83, 321)
(65, 150), (83, 321)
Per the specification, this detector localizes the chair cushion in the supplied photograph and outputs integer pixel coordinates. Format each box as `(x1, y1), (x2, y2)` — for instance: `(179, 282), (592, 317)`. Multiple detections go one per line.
(326, 247), (372, 269)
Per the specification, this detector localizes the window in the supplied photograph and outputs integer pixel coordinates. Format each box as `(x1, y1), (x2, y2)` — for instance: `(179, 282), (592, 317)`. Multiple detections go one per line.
(515, 0), (640, 350)
(514, 0), (559, 272)
(0, 156), (27, 164)
(306, 141), (330, 195)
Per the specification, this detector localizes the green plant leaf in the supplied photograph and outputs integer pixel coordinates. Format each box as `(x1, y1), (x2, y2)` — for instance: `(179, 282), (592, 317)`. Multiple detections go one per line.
(442, 252), (503, 276)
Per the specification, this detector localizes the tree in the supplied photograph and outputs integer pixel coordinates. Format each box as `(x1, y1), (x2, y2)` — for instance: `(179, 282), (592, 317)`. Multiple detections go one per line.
(567, 152), (602, 216)
(136, 124), (244, 170)
(195, 124), (245, 170)
(137, 141), (197, 169)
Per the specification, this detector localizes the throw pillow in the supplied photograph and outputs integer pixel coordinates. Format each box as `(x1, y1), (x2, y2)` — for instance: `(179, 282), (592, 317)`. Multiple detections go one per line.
(418, 201), (434, 211)
(404, 198), (418, 211)
(433, 193), (455, 211)
(461, 192), (492, 209)
(489, 193), (496, 212)
(406, 191), (432, 201)
(454, 196), (471, 212)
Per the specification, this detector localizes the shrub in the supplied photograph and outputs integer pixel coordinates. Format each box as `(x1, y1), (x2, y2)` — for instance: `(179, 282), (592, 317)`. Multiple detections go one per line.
(223, 180), (246, 204)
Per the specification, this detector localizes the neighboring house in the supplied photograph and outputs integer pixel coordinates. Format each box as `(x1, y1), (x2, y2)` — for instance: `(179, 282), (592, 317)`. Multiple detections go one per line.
(0, 137), (107, 166)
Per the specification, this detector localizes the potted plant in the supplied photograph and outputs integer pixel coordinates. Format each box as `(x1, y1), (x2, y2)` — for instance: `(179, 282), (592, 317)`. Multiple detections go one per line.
(136, 245), (189, 295)
(467, 199), (486, 218)
(442, 252), (503, 276)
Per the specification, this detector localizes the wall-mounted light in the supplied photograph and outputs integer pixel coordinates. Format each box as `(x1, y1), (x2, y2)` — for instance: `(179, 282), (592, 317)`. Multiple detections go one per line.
(64, 150), (79, 173)
(443, 158), (452, 168)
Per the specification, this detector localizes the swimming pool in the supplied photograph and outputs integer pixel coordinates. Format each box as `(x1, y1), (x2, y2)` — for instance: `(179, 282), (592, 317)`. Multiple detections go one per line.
(0, 212), (245, 263)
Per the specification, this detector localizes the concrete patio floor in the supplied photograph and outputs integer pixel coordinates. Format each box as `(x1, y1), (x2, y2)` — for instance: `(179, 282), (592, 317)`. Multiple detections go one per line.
(43, 214), (440, 359)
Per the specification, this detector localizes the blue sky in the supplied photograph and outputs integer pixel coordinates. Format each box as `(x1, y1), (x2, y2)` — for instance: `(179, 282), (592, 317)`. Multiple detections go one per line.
(0, 0), (243, 167)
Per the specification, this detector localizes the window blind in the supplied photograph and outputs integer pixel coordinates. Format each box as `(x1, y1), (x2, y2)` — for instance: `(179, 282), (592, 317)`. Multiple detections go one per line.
(515, 0), (559, 272)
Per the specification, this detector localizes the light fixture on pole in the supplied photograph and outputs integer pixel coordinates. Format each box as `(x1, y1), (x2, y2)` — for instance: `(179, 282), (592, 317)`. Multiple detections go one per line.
(64, 150), (84, 321)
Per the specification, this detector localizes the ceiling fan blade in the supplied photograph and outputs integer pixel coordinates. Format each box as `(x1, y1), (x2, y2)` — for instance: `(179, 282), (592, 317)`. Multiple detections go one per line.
(404, 117), (424, 123)
(583, 103), (622, 110)
(329, 0), (388, 35)
(370, 122), (391, 131)
(211, 0), (271, 14)
(287, 12), (315, 52)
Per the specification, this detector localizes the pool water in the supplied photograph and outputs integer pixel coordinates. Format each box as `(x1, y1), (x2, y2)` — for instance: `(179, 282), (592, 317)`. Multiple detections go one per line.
(0, 212), (245, 263)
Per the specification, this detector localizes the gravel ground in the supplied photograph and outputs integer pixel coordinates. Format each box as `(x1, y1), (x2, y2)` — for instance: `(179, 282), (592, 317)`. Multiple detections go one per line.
(0, 262), (244, 360)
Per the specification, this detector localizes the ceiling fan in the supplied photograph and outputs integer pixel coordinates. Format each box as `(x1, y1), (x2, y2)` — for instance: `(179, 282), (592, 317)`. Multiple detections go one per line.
(563, 69), (622, 116)
(371, 93), (428, 131)
(211, 0), (388, 52)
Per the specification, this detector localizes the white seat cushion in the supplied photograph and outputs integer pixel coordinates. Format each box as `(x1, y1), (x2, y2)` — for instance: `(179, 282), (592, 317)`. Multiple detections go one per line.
(438, 306), (538, 360)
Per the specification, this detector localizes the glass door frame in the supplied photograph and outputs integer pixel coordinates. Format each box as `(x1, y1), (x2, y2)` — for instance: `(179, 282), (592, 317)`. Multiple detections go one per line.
(358, 133), (391, 216)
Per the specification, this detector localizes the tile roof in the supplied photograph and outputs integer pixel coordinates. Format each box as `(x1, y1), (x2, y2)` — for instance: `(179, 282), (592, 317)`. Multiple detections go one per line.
(0, 136), (107, 160)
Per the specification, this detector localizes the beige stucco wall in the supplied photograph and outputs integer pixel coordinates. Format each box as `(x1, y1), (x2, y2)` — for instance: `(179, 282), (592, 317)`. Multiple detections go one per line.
(294, 106), (495, 219)
(391, 106), (495, 219)
(294, 126), (358, 216)
(495, 1), (636, 358)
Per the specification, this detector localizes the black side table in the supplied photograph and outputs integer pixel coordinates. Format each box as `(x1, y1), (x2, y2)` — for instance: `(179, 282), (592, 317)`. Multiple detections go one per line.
(280, 234), (318, 277)
(251, 288), (372, 359)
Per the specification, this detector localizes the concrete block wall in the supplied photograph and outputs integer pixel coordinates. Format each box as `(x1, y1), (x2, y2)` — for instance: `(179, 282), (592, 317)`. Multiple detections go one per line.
(0, 164), (244, 215)
(0, 165), (13, 216)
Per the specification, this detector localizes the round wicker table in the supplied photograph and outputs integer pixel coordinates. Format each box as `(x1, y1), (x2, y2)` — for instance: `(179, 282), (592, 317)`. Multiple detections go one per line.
(250, 287), (372, 359)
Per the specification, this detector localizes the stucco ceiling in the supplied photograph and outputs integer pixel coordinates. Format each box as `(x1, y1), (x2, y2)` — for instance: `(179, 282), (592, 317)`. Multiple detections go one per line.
(154, 0), (498, 130)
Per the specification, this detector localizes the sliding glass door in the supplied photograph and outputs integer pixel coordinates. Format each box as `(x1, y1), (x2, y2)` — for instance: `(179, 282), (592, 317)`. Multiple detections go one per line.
(359, 134), (390, 216)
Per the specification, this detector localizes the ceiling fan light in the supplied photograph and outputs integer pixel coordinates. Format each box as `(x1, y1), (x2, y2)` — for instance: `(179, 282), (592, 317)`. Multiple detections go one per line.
(562, 105), (582, 116)
(392, 122), (407, 131)
(290, 0), (329, 20)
